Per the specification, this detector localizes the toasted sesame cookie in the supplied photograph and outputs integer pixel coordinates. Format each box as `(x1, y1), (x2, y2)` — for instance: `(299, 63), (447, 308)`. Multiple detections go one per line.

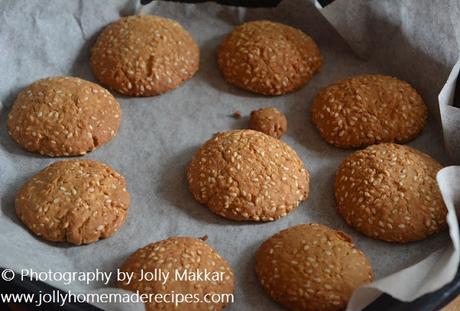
(15, 160), (130, 245)
(256, 224), (373, 311)
(335, 143), (446, 243)
(187, 130), (309, 221)
(218, 20), (322, 96)
(91, 15), (199, 96)
(7, 76), (121, 157)
(250, 107), (287, 138)
(312, 74), (427, 148)
(118, 236), (235, 311)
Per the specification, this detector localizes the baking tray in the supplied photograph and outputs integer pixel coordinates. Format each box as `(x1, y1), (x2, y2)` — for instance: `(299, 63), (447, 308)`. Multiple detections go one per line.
(1, 0), (459, 310)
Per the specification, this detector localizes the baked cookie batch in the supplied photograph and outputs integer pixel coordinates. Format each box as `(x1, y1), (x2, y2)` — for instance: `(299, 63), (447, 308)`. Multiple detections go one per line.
(7, 14), (446, 311)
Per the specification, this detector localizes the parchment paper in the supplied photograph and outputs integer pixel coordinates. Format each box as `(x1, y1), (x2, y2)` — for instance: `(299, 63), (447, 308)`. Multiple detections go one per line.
(0, 0), (459, 310)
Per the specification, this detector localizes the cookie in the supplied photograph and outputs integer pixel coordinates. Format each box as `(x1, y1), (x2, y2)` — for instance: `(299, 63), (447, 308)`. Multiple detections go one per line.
(187, 129), (309, 221)
(7, 76), (121, 157)
(218, 20), (322, 96)
(118, 236), (234, 311)
(249, 107), (287, 138)
(335, 143), (446, 243)
(91, 15), (199, 96)
(255, 224), (373, 311)
(312, 74), (427, 148)
(15, 160), (130, 245)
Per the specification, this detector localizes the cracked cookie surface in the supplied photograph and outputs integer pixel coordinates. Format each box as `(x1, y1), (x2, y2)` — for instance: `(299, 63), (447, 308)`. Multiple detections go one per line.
(15, 160), (130, 245)
(218, 20), (322, 96)
(335, 143), (446, 243)
(118, 236), (235, 311)
(90, 15), (199, 96)
(7, 76), (121, 157)
(187, 129), (309, 221)
(255, 224), (373, 311)
(312, 74), (427, 149)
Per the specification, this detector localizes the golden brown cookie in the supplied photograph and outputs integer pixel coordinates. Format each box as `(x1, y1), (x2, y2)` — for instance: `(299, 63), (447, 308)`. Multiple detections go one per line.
(249, 107), (287, 138)
(312, 74), (427, 149)
(7, 76), (121, 157)
(15, 160), (130, 245)
(218, 20), (322, 96)
(118, 236), (235, 311)
(256, 224), (373, 311)
(91, 15), (199, 96)
(335, 143), (447, 243)
(187, 129), (309, 221)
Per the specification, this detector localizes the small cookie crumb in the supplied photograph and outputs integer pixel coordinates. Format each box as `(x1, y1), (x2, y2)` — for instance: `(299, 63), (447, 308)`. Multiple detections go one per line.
(200, 235), (209, 241)
(249, 107), (287, 139)
(232, 111), (242, 119)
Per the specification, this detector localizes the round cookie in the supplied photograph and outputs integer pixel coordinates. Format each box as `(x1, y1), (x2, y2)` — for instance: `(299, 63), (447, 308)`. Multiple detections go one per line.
(312, 74), (427, 149)
(218, 20), (322, 96)
(7, 76), (121, 157)
(15, 160), (130, 245)
(187, 129), (309, 221)
(255, 224), (373, 311)
(118, 236), (234, 311)
(249, 107), (288, 138)
(91, 15), (199, 96)
(335, 143), (446, 243)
